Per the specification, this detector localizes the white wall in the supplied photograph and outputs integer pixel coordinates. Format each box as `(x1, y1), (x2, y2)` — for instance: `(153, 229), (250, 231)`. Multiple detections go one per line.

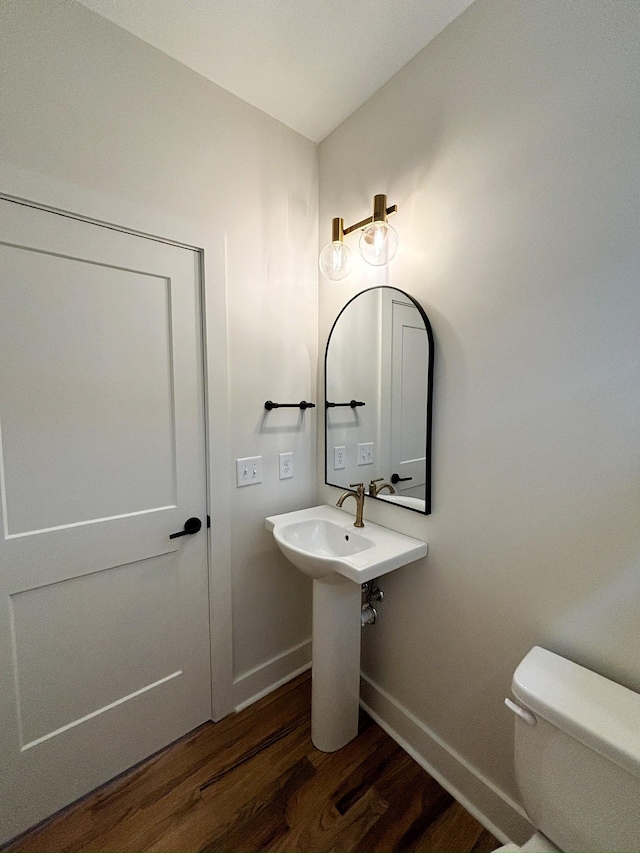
(319, 0), (640, 840)
(0, 0), (317, 714)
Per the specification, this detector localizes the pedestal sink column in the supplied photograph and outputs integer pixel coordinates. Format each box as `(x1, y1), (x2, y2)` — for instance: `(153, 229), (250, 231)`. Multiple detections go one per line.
(311, 576), (362, 752)
(266, 505), (427, 753)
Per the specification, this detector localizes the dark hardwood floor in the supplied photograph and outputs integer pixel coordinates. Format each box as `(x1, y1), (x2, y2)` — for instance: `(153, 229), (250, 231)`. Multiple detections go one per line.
(4, 672), (499, 852)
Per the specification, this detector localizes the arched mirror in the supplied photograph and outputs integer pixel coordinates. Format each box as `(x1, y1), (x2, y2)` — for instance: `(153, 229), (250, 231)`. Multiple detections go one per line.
(324, 286), (434, 514)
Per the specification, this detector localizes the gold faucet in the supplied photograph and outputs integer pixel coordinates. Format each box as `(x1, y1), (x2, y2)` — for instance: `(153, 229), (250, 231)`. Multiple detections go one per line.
(368, 478), (396, 497)
(336, 482), (366, 528)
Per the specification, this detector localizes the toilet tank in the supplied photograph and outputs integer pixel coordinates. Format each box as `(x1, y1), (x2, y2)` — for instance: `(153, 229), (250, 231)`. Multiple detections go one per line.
(510, 647), (640, 853)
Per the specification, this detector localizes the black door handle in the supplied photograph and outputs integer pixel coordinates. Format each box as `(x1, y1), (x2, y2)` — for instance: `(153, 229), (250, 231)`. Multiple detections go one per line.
(391, 473), (413, 484)
(169, 517), (202, 539)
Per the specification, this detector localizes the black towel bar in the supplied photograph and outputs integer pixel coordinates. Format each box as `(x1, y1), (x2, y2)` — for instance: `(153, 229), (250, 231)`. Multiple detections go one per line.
(264, 400), (316, 410)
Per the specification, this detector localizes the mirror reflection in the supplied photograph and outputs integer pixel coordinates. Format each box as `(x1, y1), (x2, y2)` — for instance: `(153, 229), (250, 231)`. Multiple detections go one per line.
(325, 287), (434, 514)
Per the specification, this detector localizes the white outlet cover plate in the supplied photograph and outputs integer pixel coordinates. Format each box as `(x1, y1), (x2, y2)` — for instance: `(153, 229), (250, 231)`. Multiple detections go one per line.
(236, 456), (263, 487)
(334, 446), (346, 470)
(279, 452), (294, 480)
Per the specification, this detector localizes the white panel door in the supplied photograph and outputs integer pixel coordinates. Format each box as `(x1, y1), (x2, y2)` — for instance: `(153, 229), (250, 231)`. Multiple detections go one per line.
(0, 198), (211, 843)
(390, 300), (429, 496)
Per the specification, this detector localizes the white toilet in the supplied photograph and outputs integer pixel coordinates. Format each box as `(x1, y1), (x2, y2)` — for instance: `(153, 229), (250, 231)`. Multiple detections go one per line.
(494, 646), (640, 853)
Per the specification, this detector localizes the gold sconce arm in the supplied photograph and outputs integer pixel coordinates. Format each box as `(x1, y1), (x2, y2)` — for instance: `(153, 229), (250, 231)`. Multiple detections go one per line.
(343, 202), (398, 236)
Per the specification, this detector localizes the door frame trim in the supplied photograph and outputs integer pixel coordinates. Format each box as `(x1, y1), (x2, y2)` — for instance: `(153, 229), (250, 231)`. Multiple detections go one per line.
(0, 187), (235, 722)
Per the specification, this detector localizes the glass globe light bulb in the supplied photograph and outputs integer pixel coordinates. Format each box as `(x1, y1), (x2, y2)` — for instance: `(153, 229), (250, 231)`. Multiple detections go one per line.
(358, 220), (399, 266)
(319, 240), (353, 281)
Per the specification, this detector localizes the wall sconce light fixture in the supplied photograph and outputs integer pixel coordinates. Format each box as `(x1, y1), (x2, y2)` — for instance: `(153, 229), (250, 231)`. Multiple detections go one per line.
(319, 194), (398, 281)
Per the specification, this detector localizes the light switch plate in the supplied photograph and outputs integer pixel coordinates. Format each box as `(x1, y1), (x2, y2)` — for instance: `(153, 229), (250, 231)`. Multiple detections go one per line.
(236, 456), (263, 487)
(279, 452), (294, 480)
(357, 442), (374, 466)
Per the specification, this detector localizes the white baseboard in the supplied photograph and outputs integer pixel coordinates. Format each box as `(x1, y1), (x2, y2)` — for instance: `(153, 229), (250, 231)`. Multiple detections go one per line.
(232, 638), (311, 712)
(360, 673), (534, 847)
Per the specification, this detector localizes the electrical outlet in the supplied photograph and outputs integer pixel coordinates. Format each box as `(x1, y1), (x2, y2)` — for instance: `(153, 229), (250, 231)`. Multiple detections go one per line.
(357, 442), (374, 466)
(279, 452), (294, 480)
(334, 446), (346, 470)
(236, 456), (263, 487)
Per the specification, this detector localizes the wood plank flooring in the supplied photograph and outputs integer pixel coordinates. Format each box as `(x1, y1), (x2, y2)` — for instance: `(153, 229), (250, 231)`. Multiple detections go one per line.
(4, 672), (499, 852)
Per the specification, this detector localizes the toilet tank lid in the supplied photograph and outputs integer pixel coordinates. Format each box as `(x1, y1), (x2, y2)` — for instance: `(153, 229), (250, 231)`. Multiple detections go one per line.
(512, 647), (640, 780)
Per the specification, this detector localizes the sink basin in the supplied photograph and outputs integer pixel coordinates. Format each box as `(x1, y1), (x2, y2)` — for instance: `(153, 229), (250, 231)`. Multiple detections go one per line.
(272, 518), (374, 579)
(265, 504), (427, 583)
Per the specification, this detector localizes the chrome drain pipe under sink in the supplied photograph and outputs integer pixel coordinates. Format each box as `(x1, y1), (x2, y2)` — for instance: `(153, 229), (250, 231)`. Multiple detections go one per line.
(360, 603), (378, 627)
(361, 581), (383, 627)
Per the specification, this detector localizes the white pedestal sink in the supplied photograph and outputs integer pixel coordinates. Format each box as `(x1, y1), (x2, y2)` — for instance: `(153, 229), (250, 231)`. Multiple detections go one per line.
(265, 505), (427, 752)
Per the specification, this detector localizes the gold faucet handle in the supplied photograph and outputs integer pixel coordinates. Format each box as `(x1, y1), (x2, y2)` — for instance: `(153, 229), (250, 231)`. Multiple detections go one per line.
(349, 482), (365, 491)
(368, 477), (383, 495)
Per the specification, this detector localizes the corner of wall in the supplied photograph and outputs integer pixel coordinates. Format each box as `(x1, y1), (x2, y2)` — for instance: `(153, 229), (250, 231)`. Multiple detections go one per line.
(360, 674), (533, 846)
(231, 639), (311, 712)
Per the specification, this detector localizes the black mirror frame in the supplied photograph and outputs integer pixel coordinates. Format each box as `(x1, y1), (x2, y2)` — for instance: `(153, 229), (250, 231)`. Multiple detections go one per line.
(324, 286), (434, 515)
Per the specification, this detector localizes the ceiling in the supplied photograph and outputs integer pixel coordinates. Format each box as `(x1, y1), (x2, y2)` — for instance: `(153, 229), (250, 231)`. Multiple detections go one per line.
(74, 0), (475, 143)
